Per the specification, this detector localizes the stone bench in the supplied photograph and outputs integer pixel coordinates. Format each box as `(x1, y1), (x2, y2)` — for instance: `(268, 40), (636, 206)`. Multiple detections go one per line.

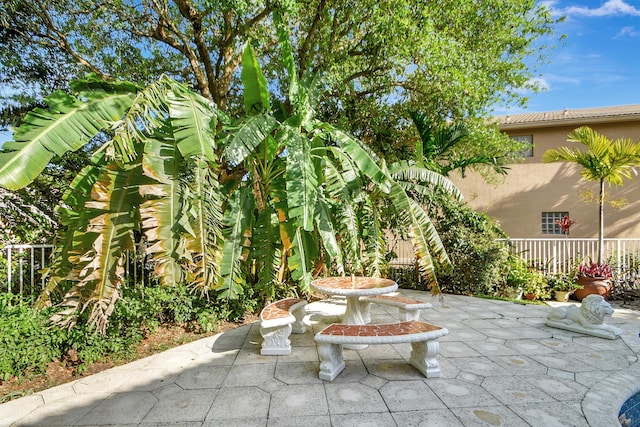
(360, 294), (432, 323)
(314, 321), (448, 381)
(259, 298), (307, 355)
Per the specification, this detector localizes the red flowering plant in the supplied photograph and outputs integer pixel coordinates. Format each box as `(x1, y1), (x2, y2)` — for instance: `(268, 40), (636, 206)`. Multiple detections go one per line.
(577, 259), (612, 279)
(555, 215), (576, 236)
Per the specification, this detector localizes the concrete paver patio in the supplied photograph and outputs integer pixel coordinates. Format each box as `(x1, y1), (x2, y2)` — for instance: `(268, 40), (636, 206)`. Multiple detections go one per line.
(1, 290), (639, 426)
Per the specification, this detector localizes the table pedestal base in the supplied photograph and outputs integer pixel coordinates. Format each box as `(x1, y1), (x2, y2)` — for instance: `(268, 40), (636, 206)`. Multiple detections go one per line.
(343, 296), (368, 350)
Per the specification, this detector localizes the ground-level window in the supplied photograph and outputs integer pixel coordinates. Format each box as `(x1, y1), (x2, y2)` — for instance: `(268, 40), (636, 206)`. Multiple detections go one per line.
(512, 135), (533, 157)
(542, 212), (569, 235)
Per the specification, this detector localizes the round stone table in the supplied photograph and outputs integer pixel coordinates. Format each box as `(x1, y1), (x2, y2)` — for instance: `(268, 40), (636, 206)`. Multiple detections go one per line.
(311, 276), (398, 349)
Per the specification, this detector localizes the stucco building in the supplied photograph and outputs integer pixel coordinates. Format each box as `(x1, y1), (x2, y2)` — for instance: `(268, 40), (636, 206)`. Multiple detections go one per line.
(451, 105), (640, 238)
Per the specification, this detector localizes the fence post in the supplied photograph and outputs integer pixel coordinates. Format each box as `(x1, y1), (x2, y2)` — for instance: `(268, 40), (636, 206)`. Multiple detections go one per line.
(617, 239), (622, 275)
(6, 246), (11, 294)
(552, 240), (557, 275)
(19, 247), (24, 300)
(41, 247), (46, 289)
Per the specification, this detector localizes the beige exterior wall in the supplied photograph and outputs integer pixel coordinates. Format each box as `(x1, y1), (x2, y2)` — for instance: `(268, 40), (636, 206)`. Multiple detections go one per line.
(451, 119), (640, 238)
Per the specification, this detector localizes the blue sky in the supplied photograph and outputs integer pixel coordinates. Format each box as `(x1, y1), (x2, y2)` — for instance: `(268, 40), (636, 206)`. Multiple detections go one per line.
(1, 0), (638, 146)
(499, 0), (640, 114)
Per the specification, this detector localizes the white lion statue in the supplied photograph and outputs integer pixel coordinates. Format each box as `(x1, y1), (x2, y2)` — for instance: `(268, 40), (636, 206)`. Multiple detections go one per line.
(545, 294), (622, 339)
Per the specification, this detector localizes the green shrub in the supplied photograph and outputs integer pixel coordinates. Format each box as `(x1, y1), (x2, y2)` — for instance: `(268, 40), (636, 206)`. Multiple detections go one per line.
(425, 190), (509, 296)
(0, 294), (64, 380)
(0, 282), (238, 379)
(492, 255), (552, 300)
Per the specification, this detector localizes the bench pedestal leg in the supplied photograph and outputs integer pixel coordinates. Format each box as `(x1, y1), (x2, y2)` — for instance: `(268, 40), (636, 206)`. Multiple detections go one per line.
(399, 308), (420, 322)
(291, 307), (307, 334)
(317, 343), (345, 381)
(260, 324), (293, 355)
(409, 340), (441, 378)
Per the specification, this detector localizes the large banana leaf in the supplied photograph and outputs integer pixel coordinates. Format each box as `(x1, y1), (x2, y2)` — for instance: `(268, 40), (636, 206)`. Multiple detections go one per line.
(322, 156), (362, 272)
(107, 76), (179, 163)
(408, 197), (451, 270)
(167, 89), (217, 161)
(283, 125), (318, 231)
(390, 183), (451, 292)
(329, 128), (450, 286)
(362, 196), (386, 277)
(336, 199), (362, 273)
(241, 43), (271, 115)
(53, 162), (143, 332)
(322, 125), (390, 192)
(35, 152), (110, 308)
(223, 114), (278, 165)
(322, 151), (361, 199)
(0, 78), (138, 189)
(273, 10), (298, 104)
(218, 187), (254, 299)
(252, 209), (281, 298)
(287, 228), (315, 291)
(314, 196), (344, 275)
(139, 131), (190, 287)
(185, 158), (223, 293)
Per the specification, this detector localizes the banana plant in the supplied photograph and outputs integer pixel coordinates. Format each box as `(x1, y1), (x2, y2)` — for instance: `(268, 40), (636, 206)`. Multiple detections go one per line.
(0, 20), (459, 331)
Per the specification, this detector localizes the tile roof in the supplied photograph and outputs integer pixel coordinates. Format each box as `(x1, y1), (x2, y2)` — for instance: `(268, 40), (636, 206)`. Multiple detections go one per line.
(495, 104), (640, 130)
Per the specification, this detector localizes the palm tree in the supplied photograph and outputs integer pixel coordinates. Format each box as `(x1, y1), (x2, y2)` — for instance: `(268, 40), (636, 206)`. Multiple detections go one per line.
(542, 126), (640, 264)
(0, 15), (459, 332)
(410, 110), (509, 177)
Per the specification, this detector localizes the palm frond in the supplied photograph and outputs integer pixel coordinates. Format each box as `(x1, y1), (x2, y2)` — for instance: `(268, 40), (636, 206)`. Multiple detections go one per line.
(389, 160), (463, 200)
(409, 110), (434, 160)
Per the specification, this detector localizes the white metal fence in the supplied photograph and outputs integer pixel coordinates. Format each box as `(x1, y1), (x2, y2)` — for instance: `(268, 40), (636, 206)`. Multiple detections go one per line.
(498, 238), (640, 275)
(2, 243), (147, 297)
(3, 244), (54, 295)
(3, 238), (640, 296)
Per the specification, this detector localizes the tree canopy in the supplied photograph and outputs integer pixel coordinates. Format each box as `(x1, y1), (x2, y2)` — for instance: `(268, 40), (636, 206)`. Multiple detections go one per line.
(0, 24), (464, 332)
(1, 0), (559, 148)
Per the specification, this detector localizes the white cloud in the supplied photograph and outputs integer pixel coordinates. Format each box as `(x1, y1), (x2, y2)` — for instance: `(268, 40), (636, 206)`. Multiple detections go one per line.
(545, 74), (582, 85)
(561, 0), (640, 17)
(615, 26), (640, 37)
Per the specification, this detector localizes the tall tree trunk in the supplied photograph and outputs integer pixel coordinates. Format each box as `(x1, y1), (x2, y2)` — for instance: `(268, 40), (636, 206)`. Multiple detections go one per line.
(598, 178), (605, 265)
